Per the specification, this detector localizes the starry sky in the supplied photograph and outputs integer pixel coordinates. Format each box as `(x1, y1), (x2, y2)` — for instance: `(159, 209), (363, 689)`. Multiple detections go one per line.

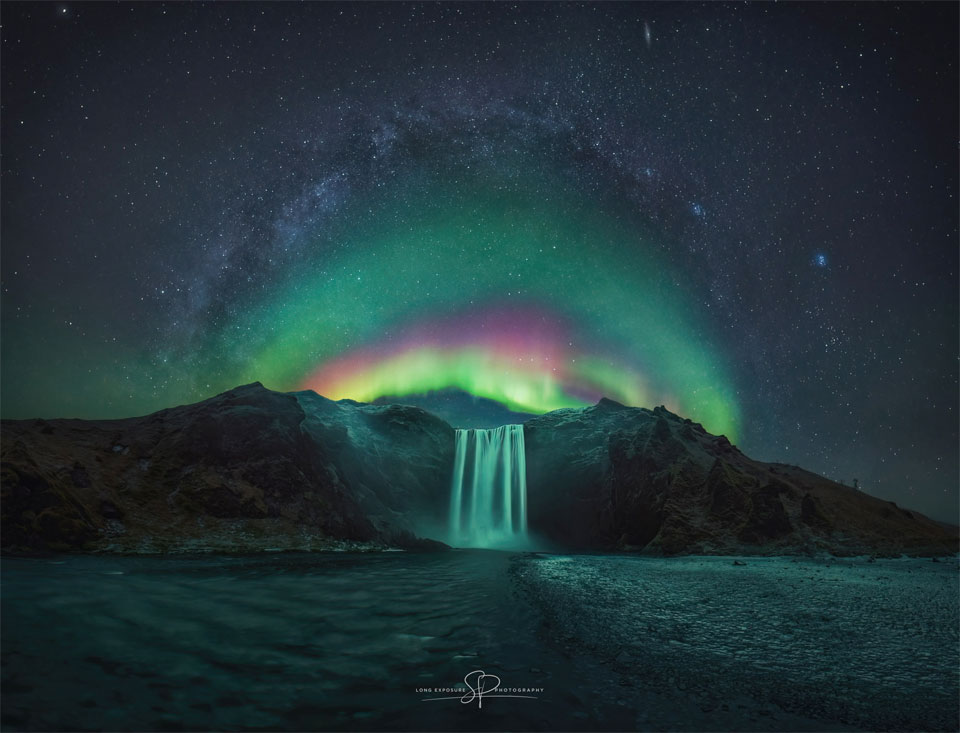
(1, 2), (957, 521)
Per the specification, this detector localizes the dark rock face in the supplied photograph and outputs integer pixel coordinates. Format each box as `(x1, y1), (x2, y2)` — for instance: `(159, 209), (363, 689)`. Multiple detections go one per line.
(524, 402), (957, 556)
(1, 383), (454, 554)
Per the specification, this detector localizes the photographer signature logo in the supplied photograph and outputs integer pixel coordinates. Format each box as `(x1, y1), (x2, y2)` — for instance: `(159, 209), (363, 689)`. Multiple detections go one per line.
(419, 670), (542, 709)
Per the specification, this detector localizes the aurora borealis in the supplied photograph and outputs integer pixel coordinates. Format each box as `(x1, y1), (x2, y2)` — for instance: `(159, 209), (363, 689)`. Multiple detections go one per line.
(1, 2), (957, 521)
(241, 185), (740, 438)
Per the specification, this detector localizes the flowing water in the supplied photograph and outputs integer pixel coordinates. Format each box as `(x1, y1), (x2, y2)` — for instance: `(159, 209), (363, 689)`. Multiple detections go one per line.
(448, 425), (528, 548)
(2, 553), (957, 732)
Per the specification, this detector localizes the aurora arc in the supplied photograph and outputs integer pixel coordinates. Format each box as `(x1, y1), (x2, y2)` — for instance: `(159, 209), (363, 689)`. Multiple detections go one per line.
(212, 181), (741, 441)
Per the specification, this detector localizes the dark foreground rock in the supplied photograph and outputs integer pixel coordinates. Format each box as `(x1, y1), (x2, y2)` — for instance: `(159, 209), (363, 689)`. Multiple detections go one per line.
(2, 383), (454, 553)
(524, 399), (957, 556)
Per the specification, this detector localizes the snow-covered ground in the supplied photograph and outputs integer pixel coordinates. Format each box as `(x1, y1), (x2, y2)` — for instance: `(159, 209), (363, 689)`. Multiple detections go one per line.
(515, 554), (960, 731)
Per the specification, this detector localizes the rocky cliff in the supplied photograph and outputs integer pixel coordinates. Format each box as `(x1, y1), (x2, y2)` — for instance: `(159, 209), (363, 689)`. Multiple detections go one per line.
(2, 385), (955, 556)
(524, 399), (956, 556)
(1, 383), (454, 553)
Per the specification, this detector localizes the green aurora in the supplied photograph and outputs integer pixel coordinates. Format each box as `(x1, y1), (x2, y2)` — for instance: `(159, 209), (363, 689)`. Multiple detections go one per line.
(214, 179), (741, 440)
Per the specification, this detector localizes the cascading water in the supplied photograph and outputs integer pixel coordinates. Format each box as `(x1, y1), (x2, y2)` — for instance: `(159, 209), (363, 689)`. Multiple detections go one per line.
(448, 425), (528, 548)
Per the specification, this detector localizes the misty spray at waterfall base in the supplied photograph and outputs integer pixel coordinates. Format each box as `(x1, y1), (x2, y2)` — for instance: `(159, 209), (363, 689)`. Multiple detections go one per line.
(448, 425), (530, 549)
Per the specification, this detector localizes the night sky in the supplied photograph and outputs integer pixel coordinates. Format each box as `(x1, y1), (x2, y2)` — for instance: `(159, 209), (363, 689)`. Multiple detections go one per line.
(2, 2), (957, 521)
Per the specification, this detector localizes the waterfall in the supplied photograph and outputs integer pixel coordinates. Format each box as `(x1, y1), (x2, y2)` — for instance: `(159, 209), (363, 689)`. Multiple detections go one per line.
(448, 425), (528, 548)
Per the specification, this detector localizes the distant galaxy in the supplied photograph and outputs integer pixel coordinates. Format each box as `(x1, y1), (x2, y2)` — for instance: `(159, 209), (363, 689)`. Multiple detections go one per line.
(1, 2), (956, 520)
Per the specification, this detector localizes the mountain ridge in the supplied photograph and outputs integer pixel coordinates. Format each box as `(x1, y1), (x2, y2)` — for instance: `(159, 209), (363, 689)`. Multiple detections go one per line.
(370, 387), (538, 429)
(1, 383), (955, 556)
